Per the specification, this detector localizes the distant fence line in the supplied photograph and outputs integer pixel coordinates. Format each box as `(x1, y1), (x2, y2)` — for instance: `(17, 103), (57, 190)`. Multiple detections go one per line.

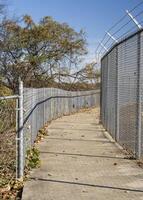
(0, 83), (100, 184)
(101, 29), (143, 159)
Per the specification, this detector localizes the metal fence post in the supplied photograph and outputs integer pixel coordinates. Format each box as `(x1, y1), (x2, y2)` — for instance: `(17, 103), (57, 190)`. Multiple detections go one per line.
(17, 80), (24, 178)
(100, 63), (102, 123)
(116, 46), (119, 142)
(137, 32), (141, 159)
(16, 98), (18, 180)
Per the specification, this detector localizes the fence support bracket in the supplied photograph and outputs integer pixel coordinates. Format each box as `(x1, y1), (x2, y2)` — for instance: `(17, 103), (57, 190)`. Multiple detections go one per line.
(106, 32), (118, 43)
(126, 10), (142, 29)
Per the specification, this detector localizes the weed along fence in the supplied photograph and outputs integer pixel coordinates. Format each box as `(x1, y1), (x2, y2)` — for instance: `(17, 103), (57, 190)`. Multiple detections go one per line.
(0, 83), (100, 186)
(101, 29), (143, 159)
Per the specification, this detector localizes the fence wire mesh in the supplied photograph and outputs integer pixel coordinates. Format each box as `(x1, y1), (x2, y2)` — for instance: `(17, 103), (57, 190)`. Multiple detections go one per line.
(0, 97), (17, 191)
(101, 29), (143, 159)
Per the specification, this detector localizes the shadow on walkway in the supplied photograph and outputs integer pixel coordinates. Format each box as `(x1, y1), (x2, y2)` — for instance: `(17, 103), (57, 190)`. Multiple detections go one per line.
(22, 108), (143, 200)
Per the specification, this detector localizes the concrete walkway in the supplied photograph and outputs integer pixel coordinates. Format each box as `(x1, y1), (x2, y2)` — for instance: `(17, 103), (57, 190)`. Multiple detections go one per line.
(22, 108), (143, 200)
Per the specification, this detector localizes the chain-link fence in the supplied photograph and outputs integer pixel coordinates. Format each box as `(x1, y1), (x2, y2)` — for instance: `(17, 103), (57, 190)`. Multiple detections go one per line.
(0, 85), (100, 186)
(0, 96), (18, 191)
(23, 88), (100, 167)
(101, 29), (143, 159)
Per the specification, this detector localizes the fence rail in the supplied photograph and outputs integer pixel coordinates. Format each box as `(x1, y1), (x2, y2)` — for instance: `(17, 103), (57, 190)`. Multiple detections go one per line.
(0, 85), (100, 186)
(101, 29), (143, 159)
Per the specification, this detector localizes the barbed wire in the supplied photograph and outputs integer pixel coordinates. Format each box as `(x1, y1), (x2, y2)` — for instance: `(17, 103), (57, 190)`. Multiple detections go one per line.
(95, 0), (143, 59)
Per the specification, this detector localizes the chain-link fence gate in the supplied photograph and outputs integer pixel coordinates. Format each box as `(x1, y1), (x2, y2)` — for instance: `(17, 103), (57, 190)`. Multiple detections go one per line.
(101, 29), (143, 159)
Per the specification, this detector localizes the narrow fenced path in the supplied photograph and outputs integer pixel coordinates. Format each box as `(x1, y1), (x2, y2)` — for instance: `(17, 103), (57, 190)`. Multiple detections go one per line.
(22, 108), (143, 200)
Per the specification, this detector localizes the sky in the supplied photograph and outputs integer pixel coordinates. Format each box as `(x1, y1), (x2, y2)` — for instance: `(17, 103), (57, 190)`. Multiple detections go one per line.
(7, 0), (142, 63)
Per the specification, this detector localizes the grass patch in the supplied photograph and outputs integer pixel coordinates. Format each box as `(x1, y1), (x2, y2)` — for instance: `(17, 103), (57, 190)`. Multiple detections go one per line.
(26, 147), (40, 169)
